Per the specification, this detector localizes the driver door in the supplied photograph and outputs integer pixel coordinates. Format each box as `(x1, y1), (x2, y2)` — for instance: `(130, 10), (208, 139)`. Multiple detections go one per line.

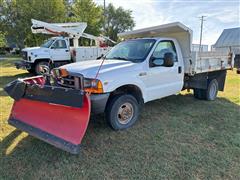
(143, 40), (184, 101)
(50, 39), (70, 61)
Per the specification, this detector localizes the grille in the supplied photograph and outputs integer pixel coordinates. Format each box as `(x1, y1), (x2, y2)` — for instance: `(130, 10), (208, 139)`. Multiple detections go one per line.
(22, 51), (28, 60)
(57, 75), (83, 89)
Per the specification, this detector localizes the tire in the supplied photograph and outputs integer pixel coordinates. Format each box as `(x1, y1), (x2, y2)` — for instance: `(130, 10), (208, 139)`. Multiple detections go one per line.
(193, 88), (206, 100)
(193, 79), (218, 101)
(34, 61), (49, 75)
(27, 68), (35, 74)
(237, 69), (240, 74)
(105, 94), (140, 130)
(206, 79), (218, 101)
(193, 88), (201, 99)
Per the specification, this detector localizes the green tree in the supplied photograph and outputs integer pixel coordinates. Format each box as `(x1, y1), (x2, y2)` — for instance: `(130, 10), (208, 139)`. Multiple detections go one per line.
(70, 0), (103, 35)
(0, 31), (7, 47)
(104, 3), (135, 41)
(0, 0), (67, 48)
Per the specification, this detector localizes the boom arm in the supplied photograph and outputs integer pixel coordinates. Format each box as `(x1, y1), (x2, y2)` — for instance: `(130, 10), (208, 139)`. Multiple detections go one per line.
(31, 19), (116, 47)
(31, 19), (87, 38)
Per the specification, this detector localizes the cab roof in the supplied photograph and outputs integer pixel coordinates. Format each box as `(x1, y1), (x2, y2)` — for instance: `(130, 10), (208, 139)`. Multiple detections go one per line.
(118, 22), (193, 60)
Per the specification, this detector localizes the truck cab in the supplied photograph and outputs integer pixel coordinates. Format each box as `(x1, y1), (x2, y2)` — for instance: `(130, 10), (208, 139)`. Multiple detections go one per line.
(18, 37), (71, 74)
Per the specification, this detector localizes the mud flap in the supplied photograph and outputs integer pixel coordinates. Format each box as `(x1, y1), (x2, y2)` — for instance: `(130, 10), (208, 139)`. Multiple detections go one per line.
(5, 77), (91, 154)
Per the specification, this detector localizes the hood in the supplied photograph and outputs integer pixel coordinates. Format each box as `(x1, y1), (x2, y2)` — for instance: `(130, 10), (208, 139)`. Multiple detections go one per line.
(22, 47), (49, 53)
(61, 60), (141, 79)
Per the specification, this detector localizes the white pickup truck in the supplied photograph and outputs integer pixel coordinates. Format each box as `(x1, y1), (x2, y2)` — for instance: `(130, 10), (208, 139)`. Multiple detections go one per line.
(54, 22), (234, 130)
(15, 19), (112, 74)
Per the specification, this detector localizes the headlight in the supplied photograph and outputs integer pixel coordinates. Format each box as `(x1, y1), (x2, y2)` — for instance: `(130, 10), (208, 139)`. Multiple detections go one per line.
(84, 78), (103, 94)
(51, 68), (69, 78)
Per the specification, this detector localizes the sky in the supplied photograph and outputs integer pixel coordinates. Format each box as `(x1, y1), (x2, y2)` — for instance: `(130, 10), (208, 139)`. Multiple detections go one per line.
(94, 0), (240, 46)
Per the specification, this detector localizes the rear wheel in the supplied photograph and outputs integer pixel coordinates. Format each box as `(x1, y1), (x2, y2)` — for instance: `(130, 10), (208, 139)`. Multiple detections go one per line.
(193, 79), (218, 101)
(206, 79), (218, 100)
(34, 61), (49, 75)
(106, 94), (140, 130)
(237, 68), (240, 74)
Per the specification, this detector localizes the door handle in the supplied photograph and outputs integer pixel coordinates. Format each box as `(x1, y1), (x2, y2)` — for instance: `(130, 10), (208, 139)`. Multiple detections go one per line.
(139, 72), (147, 76)
(65, 50), (69, 52)
(178, 66), (182, 74)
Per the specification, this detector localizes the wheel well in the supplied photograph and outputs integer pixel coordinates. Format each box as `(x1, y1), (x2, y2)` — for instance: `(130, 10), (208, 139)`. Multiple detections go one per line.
(34, 59), (51, 65)
(109, 85), (144, 105)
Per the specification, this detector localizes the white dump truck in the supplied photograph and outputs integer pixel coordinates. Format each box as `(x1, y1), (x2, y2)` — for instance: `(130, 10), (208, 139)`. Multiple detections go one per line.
(15, 19), (114, 74)
(58, 22), (234, 125)
(5, 22), (234, 153)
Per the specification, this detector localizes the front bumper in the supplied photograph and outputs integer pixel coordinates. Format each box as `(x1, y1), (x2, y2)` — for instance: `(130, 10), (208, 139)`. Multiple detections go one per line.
(15, 60), (33, 70)
(90, 93), (110, 114)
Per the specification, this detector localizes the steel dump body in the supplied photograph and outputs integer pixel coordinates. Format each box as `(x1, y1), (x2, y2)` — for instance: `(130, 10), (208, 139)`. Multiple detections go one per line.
(185, 50), (233, 75)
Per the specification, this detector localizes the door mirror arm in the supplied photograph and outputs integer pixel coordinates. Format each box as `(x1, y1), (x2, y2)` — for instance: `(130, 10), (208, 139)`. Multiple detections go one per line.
(149, 56), (156, 67)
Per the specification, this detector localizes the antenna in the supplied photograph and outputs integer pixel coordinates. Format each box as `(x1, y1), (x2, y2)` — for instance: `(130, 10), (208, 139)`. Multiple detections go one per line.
(199, 16), (206, 52)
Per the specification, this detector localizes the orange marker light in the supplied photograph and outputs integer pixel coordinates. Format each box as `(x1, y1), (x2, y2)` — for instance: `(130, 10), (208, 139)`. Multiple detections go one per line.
(60, 69), (69, 77)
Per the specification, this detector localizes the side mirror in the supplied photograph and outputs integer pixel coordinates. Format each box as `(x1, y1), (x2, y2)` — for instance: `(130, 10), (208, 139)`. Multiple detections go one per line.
(163, 52), (174, 67)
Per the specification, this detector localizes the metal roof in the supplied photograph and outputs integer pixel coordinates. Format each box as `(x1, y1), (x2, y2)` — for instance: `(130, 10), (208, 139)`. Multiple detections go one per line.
(213, 27), (240, 48)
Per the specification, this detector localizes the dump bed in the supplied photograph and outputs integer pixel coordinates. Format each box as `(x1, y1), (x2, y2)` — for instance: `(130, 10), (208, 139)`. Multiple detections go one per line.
(185, 50), (234, 75)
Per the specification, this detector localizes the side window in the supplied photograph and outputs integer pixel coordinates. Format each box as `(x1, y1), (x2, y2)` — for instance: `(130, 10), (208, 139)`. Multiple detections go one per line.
(52, 40), (67, 49)
(151, 40), (178, 66)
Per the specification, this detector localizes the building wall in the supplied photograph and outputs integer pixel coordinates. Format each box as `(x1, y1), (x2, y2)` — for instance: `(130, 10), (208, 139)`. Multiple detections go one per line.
(192, 44), (208, 52)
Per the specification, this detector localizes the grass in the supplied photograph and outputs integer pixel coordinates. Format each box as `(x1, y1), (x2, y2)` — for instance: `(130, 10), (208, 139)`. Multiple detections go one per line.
(0, 59), (240, 179)
(0, 54), (21, 58)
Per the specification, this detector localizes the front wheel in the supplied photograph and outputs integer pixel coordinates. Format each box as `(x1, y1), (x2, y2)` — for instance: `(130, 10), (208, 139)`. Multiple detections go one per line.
(105, 94), (140, 130)
(34, 61), (49, 75)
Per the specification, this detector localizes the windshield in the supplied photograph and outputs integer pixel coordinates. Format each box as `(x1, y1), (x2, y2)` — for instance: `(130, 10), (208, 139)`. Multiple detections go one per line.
(40, 39), (55, 48)
(105, 39), (156, 62)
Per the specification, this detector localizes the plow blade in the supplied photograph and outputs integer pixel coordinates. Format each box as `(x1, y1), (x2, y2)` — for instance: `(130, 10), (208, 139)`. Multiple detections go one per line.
(5, 77), (91, 154)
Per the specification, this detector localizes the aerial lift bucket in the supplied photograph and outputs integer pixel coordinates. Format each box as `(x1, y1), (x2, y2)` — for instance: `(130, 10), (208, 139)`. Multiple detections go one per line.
(4, 76), (91, 154)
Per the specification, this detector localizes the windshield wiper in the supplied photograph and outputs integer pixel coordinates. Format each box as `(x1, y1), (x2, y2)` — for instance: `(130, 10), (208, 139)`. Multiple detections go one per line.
(111, 56), (128, 60)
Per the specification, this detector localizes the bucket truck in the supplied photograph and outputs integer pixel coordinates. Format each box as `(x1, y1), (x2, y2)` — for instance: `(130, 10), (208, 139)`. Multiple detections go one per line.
(15, 19), (114, 74)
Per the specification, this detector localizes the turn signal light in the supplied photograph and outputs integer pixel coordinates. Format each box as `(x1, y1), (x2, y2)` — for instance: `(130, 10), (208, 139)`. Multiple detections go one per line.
(84, 80), (103, 94)
(52, 68), (69, 78)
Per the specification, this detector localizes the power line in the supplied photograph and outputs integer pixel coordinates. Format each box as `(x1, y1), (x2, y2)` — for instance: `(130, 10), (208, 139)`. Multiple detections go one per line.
(199, 16), (206, 52)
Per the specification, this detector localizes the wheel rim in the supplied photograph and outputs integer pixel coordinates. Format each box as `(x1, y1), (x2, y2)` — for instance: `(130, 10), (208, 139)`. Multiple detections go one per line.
(209, 82), (217, 99)
(36, 62), (48, 75)
(117, 102), (134, 124)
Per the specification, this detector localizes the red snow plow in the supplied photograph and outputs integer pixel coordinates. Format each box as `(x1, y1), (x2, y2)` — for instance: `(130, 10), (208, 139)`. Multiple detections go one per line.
(4, 75), (91, 154)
